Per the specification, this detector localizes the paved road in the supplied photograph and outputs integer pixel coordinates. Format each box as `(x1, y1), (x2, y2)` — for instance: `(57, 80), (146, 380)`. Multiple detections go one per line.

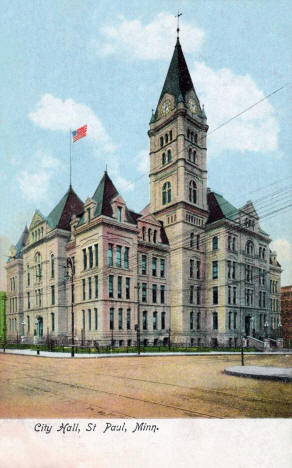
(1, 353), (291, 418)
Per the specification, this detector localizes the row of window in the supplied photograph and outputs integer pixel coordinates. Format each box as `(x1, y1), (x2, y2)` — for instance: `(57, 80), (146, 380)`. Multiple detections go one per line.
(161, 149), (172, 165)
(31, 226), (44, 243)
(9, 297), (17, 313)
(141, 227), (158, 243)
(10, 277), (17, 292)
(26, 286), (55, 309)
(270, 298), (280, 313)
(140, 283), (165, 304)
(110, 309), (167, 331)
(160, 130), (173, 148)
(190, 286), (201, 305)
(82, 276), (99, 301)
(107, 244), (129, 269)
(141, 255), (165, 277)
(186, 213), (203, 226)
(188, 147), (197, 164)
(190, 232), (200, 249)
(8, 318), (17, 332)
(270, 280), (279, 294)
(82, 308), (99, 331)
(187, 129), (198, 144)
(83, 244), (99, 270)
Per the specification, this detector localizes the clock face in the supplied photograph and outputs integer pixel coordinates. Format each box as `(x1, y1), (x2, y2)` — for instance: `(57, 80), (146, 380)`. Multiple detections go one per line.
(160, 99), (171, 117)
(188, 98), (198, 113)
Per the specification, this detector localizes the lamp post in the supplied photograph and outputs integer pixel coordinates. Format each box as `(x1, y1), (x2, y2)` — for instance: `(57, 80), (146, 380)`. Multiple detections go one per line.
(135, 283), (141, 356)
(66, 257), (75, 358)
(264, 320), (269, 339)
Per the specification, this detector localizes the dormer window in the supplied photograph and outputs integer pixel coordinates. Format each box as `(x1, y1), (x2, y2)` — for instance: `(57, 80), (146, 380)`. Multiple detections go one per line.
(117, 206), (122, 222)
(153, 230), (157, 244)
(87, 207), (91, 222)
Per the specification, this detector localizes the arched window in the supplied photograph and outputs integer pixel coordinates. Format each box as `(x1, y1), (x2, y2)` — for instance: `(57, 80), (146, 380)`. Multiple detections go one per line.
(169, 130), (173, 141)
(51, 254), (55, 278)
(35, 252), (42, 280)
(167, 149), (172, 162)
(246, 240), (254, 256)
(142, 226), (145, 240)
(187, 129), (190, 139)
(189, 180), (197, 203)
(148, 228), (152, 242)
(191, 131), (194, 142)
(190, 232), (194, 248)
(212, 236), (218, 250)
(188, 148), (192, 160)
(162, 182), (171, 205)
(160, 136), (164, 147)
(41, 227), (43, 237)
(232, 237), (236, 251)
(165, 133), (168, 144)
(32, 232), (34, 242)
(194, 133), (198, 144)
(262, 248), (265, 259)
(162, 153), (166, 165)
(153, 230), (157, 244)
(259, 247), (262, 258)
(193, 151), (196, 163)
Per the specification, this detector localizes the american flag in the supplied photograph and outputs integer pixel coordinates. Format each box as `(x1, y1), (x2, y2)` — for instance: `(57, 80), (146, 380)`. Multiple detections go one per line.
(72, 124), (87, 142)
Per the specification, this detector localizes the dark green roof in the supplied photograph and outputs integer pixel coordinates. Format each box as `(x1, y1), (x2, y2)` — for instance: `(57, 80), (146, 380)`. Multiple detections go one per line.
(47, 185), (83, 231)
(207, 192), (238, 224)
(15, 226), (29, 258)
(214, 193), (238, 221)
(154, 38), (199, 117)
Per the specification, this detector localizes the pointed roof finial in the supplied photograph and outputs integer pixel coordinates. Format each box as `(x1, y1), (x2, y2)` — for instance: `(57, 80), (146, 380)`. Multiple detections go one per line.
(105, 164), (107, 174)
(175, 11), (182, 39)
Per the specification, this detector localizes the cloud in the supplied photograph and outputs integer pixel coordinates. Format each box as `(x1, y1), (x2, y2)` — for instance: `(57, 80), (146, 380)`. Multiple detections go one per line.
(35, 150), (61, 169)
(135, 149), (149, 175)
(191, 62), (280, 155)
(16, 170), (51, 203)
(97, 13), (205, 60)
(29, 94), (116, 153)
(270, 238), (292, 286)
(0, 235), (11, 290)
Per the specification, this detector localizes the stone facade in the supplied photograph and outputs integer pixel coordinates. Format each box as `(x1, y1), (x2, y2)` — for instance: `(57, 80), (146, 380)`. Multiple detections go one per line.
(281, 286), (292, 348)
(5, 37), (282, 347)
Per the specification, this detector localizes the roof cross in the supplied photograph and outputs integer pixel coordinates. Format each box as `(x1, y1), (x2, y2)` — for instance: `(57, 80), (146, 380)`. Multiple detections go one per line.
(175, 11), (182, 38)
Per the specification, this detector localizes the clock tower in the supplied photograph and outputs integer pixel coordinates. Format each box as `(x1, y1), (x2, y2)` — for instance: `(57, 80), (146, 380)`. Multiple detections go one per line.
(148, 37), (209, 339)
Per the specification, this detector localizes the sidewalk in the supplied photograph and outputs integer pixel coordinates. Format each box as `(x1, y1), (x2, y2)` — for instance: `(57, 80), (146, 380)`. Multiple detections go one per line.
(1, 348), (292, 359)
(224, 366), (292, 382)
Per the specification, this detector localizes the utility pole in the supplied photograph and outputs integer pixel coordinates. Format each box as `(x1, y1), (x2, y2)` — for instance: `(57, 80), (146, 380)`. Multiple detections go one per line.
(66, 257), (75, 357)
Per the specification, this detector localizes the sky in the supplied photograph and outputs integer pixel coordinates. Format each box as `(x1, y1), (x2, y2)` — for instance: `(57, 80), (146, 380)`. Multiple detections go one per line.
(0, 0), (291, 288)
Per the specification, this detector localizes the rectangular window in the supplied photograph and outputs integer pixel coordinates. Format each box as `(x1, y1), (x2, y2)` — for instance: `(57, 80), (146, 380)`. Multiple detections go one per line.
(27, 315), (30, 333)
(142, 311), (148, 330)
(152, 284), (157, 303)
(190, 311), (194, 330)
(108, 244), (113, 266)
(196, 234), (200, 250)
(153, 311), (158, 330)
(27, 292), (30, 309)
(118, 308), (123, 330)
(141, 255), (147, 275)
(232, 262), (236, 279)
(124, 247), (129, 269)
(212, 261), (218, 279)
(82, 279), (86, 300)
(196, 260), (200, 279)
(51, 313), (55, 332)
(94, 275), (98, 298)
(152, 257), (157, 276)
(160, 285), (165, 304)
(127, 308), (131, 330)
(190, 286), (194, 304)
(118, 276), (122, 299)
(213, 286), (218, 305)
(109, 275), (114, 298)
(94, 244), (98, 266)
(88, 277), (92, 299)
(228, 312), (232, 330)
(233, 312), (237, 329)
(161, 312), (166, 330)
(196, 312), (201, 330)
(87, 207), (91, 222)
(94, 308), (98, 330)
(27, 268), (30, 286)
(116, 246), (121, 267)
(110, 308), (114, 330)
(228, 286), (231, 305)
(190, 259), (194, 278)
(259, 291), (262, 307)
(88, 246), (93, 268)
(83, 249), (87, 270)
(263, 292), (266, 308)
(197, 287), (201, 305)
(227, 260), (231, 279)
(88, 309), (91, 330)
(213, 312), (218, 330)
(233, 287), (236, 305)
(117, 206), (122, 222)
(142, 283), (147, 302)
(51, 285), (55, 305)
(126, 277), (130, 299)
(160, 259), (165, 278)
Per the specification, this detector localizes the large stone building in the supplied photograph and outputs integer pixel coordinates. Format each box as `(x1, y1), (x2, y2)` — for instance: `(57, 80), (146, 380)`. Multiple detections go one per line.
(5, 36), (282, 347)
(281, 286), (292, 348)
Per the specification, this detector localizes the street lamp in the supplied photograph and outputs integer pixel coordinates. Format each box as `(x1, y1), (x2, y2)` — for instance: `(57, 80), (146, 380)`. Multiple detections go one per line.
(264, 321), (269, 339)
(66, 257), (75, 357)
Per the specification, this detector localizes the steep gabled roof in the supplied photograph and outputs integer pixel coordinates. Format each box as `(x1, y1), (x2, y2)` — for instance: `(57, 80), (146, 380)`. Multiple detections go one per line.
(156, 38), (198, 109)
(207, 192), (238, 224)
(92, 171), (119, 218)
(15, 226), (29, 258)
(47, 185), (83, 231)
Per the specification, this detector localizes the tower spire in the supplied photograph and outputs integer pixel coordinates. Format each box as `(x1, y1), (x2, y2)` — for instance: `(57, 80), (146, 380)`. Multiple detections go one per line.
(175, 11), (182, 39)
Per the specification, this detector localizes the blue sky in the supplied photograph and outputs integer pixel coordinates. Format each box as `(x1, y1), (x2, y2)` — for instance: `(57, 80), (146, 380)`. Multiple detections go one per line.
(1, 0), (291, 286)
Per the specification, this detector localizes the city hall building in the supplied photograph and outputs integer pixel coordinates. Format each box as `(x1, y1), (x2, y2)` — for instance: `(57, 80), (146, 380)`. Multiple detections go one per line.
(5, 37), (282, 348)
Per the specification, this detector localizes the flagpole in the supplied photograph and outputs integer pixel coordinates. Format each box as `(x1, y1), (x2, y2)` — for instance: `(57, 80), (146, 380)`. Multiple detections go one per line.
(69, 128), (72, 187)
